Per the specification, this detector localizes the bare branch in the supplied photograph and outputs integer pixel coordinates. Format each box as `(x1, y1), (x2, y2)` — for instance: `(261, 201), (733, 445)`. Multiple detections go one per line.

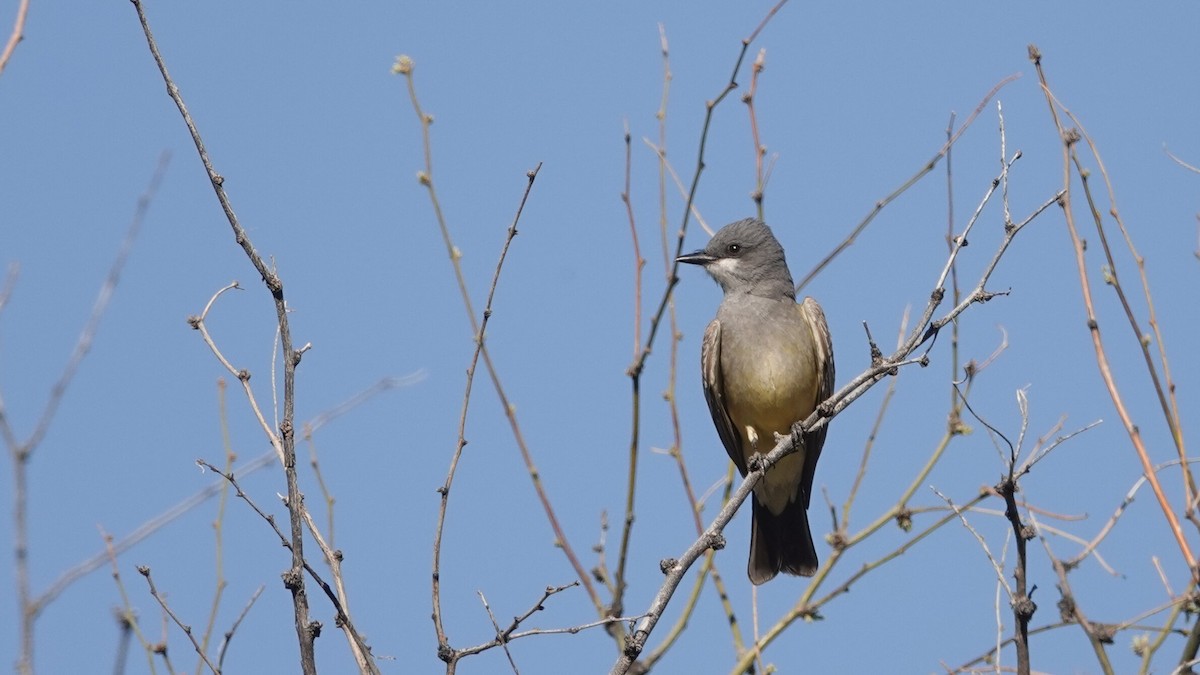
(131, 1), (317, 663)
(138, 566), (222, 675)
(428, 164), (543, 667)
(0, 0), (30, 77)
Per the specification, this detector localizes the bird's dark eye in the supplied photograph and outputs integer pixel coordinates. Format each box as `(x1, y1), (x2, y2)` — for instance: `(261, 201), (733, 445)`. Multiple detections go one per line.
(727, 243), (741, 255)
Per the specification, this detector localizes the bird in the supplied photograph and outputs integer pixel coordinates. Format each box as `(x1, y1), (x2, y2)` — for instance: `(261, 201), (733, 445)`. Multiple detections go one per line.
(677, 218), (835, 584)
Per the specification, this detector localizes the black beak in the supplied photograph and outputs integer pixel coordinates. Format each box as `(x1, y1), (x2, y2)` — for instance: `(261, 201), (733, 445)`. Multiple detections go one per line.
(676, 249), (714, 266)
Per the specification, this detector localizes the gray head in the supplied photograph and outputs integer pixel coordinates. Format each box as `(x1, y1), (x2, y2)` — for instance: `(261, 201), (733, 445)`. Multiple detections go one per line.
(677, 218), (795, 299)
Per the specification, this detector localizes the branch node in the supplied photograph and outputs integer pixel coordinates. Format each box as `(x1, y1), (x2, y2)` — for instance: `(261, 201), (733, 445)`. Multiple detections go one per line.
(292, 342), (311, 365)
(1056, 594), (1077, 622)
(1089, 622), (1117, 644)
(281, 566), (303, 590)
(623, 630), (647, 658)
(706, 532), (726, 551)
(827, 529), (848, 550)
(1011, 595), (1037, 623)
(796, 605), (823, 622)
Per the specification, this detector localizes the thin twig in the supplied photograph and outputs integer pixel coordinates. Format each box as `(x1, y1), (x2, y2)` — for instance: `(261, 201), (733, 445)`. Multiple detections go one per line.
(0, 262), (18, 317)
(1053, 96), (1192, 513)
(1164, 146), (1200, 175)
(1029, 511), (1116, 674)
(743, 47), (768, 218)
(734, 493), (991, 674)
(7, 152), (166, 675)
(623, 119), (645, 357)
(188, 282), (285, 464)
(455, 583), (640, 658)
(477, 592), (520, 674)
(429, 165), (542, 669)
(32, 450), (275, 616)
(1017, 419), (1102, 478)
(934, 488), (1012, 596)
(0, 0), (30, 77)
(302, 373), (426, 547)
(1029, 43), (1196, 578)
(138, 566), (222, 675)
(944, 109), (963, 421)
(196, 380), (234, 675)
(1067, 459), (1200, 569)
(613, 120), (644, 633)
(34, 369), (384, 616)
(300, 508), (379, 674)
(102, 530), (158, 674)
(950, 621), (1071, 673)
(393, 57), (595, 626)
(641, 139), (711, 236)
(795, 74), (1020, 293)
(840, 307), (909, 529)
(626, 0), (790, 387)
(646, 26), (744, 664)
(26, 150), (169, 460)
(195, 460), (375, 665)
(304, 373), (427, 435)
(216, 586), (263, 671)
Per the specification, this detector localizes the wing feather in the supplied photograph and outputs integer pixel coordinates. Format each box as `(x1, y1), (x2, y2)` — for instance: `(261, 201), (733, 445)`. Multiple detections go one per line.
(700, 320), (747, 475)
(798, 297), (835, 508)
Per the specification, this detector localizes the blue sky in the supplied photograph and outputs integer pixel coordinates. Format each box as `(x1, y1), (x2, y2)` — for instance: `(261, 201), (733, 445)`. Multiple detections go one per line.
(3, 1), (1200, 673)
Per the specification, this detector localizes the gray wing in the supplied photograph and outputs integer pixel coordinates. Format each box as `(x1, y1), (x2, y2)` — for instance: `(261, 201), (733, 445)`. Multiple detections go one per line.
(798, 297), (835, 509)
(700, 319), (747, 475)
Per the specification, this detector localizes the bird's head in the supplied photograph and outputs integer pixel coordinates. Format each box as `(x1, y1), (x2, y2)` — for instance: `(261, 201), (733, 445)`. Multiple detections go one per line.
(677, 218), (795, 298)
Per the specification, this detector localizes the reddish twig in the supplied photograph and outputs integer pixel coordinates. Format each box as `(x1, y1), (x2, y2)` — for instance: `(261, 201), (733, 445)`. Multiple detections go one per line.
(0, 0), (30, 77)
(1028, 43), (1196, 579)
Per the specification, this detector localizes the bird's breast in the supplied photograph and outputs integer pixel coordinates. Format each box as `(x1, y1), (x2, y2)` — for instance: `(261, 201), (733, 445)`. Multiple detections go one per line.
(717, 299), (820, 439)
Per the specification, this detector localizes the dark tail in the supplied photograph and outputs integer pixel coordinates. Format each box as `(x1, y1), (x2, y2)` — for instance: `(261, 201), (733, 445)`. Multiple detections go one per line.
(748, 497), (818, 585)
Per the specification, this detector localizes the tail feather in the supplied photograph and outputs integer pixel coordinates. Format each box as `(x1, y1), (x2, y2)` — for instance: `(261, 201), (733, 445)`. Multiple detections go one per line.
(748, 497), (818, 585)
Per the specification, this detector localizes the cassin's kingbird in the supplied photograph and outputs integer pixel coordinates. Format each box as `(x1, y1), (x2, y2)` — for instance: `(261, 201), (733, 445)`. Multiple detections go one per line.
(678, 218), (835, 584)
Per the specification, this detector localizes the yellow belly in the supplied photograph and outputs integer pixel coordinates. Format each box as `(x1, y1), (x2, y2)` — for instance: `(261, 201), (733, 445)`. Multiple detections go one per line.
(723, 342), (818, 514)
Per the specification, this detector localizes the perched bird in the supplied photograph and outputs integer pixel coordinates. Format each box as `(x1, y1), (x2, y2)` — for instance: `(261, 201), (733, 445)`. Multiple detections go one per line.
(677, 218), (835, 584)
